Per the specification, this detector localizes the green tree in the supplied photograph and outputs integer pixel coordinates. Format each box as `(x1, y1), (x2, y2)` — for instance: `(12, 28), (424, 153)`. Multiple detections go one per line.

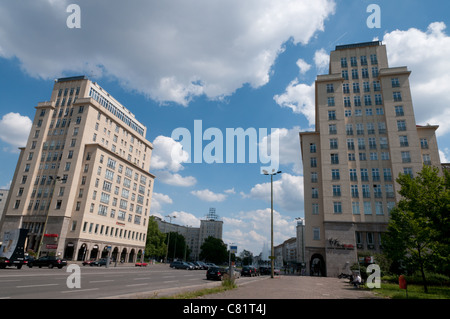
(199, 236), (228, 264)
(382, 166), (450, 293)
(145, 216), (167, 260)
(166, 232), (190, 261)
(239, 249), (254, 265)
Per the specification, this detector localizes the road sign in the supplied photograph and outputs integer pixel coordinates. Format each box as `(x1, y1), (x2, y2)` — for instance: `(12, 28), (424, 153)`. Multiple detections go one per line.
(230, 245), (237, 254)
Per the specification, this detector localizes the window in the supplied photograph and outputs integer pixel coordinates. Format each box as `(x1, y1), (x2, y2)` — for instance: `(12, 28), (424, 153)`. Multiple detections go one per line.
(330, 138), (338, 149)
(370, 152), (378, 161)
(360, 55), (367, 65)
(349, 169), (357, 181)
(328, 110), (336, 120)
(399, 135), (409, 147)
(346, 124), (353, 135)
(391, 78), (400, 88)
(393, 92), (402, 102)
(310, 143), (316, 153)
(344, 97), (351, 107)
(310, 157), (317, 168)
(313, 227), (320, 240)
(353, 82), (360, 93)
(372, 168), (380, 181)
(352, 69), (359, 79)
(423, 154), (431, 166)
(397, 120), (406, 131)
(352, 202), (360, 215)
(364, 202), (372, 215)
(420, 138), (429, 149)
(347, 138), (355, 150)
(372, 67), (379, 77)
(341, 58), (348, 68)
(385, 184), (394, 198)
(358, 138), (365, 150)
(311, 172), (318, 183)
(356, 124), (364, 135)
(331, 169), (340, 180)
(378, 122), (386, 134)
(345, 109), (352, 117)
(326, 84), (334, 93)
(370, 54), (378, 65)
(342, 70), (348, 80)
(330, 153), (339, 164)
(401, 151), (411, 163)
(354, 96), (361, 106)
(383, 168), (392, 181)
(312, 203), (319, 215)
(361, 68), (369, 78)
(350, 56), (357, 67)
(333, 202), (342, 214)
(351, 185), (359, 198)
(362, 184), (370, 198)
(312, 188), (318, 199)
(368, 137), (377, 149)
(332, 185), (341, 197)
(363, 82), (370, 93)
(329, 124), (337, 135)
(364, 95), (372, 106)
(361, 169), (369, 181)
(395, 105), (404, 116)
(343, 83), (350, 94)
(374, 184), (382, 198)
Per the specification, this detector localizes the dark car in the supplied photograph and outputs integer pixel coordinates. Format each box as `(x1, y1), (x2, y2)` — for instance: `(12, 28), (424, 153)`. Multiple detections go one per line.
(170, 260), (193, 270)
(27, 256), (67, 269)
(241, 266), (259, 277)
(90, 258), (109, 267)
(206, 266), (227, 280)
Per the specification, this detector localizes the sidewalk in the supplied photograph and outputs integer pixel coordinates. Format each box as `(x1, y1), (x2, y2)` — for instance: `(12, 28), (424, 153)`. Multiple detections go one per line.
(198, 275), (381, 299)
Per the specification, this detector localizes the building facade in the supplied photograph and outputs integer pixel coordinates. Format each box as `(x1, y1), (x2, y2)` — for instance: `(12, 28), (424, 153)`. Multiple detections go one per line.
(0, 76), (155, 263)
(300, 42), (441, 277)
(154, 208), (223, 261)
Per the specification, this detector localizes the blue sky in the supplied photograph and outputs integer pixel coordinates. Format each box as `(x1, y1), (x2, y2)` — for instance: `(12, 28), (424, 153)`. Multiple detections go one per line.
(1, 0), (450, 255)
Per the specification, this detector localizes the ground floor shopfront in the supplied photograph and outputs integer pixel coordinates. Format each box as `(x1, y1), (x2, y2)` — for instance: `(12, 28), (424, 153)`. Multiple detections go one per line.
(62, 239), (145, 263)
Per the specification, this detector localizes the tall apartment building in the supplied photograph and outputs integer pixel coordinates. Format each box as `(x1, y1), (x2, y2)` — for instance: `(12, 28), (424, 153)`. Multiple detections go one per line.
(0, 76), (155, 263)
(300, 41), (441, 277)
(154, 208), (223, 261)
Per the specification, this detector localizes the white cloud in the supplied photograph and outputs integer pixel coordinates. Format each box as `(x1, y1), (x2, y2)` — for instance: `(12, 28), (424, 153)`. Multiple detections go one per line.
(190, 189), (227, 202)
(259, 126), (303, 174)
(156, 171), (197, 187)
(0, 0), (336, 106)
(273, 80), (316, 126)
(150, 135), (196, 187)
(439, 149), (450, 163)
(150, 135), (189, 172)
(222, 208), (296, 255)
(313, 48), (329, 73)
(383, 22), (450, 136)
(296, 59), (311, 75)
(150, 192), (173, 214)
(170, 211), (201, 228)
(0, 112), (32, 150)
(243, 173), (304, 212)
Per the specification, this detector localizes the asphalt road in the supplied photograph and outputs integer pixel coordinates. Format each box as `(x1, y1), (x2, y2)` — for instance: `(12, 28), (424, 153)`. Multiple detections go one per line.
(0, 263), (223, 299)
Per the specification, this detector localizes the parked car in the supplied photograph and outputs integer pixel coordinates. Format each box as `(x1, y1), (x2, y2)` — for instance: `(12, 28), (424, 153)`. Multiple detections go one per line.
(82, 259), (95, 266)
(135, 262), (148, 267)
(90, 258), (109, 267)
(187, 262), (198, 270)
(170, 260), (193, 270)
(196, 261), (209, 270)
(241, 265), (259, 277)
(27, 256), (67, 269)
(205, 263), (217, 269)
(206, 266), (228, 281)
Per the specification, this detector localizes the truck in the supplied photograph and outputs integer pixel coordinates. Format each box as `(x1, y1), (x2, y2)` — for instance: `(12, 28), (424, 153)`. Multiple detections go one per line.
(0, 228), (29, 269)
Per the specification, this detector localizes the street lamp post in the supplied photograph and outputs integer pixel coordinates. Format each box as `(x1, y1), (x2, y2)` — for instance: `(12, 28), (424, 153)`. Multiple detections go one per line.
(263, 169), (282, 279)
(165, 215), (176, 263)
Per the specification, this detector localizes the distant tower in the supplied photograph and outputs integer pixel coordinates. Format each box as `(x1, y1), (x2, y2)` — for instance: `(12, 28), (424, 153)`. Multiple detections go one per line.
(199, 208), (223, 250)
